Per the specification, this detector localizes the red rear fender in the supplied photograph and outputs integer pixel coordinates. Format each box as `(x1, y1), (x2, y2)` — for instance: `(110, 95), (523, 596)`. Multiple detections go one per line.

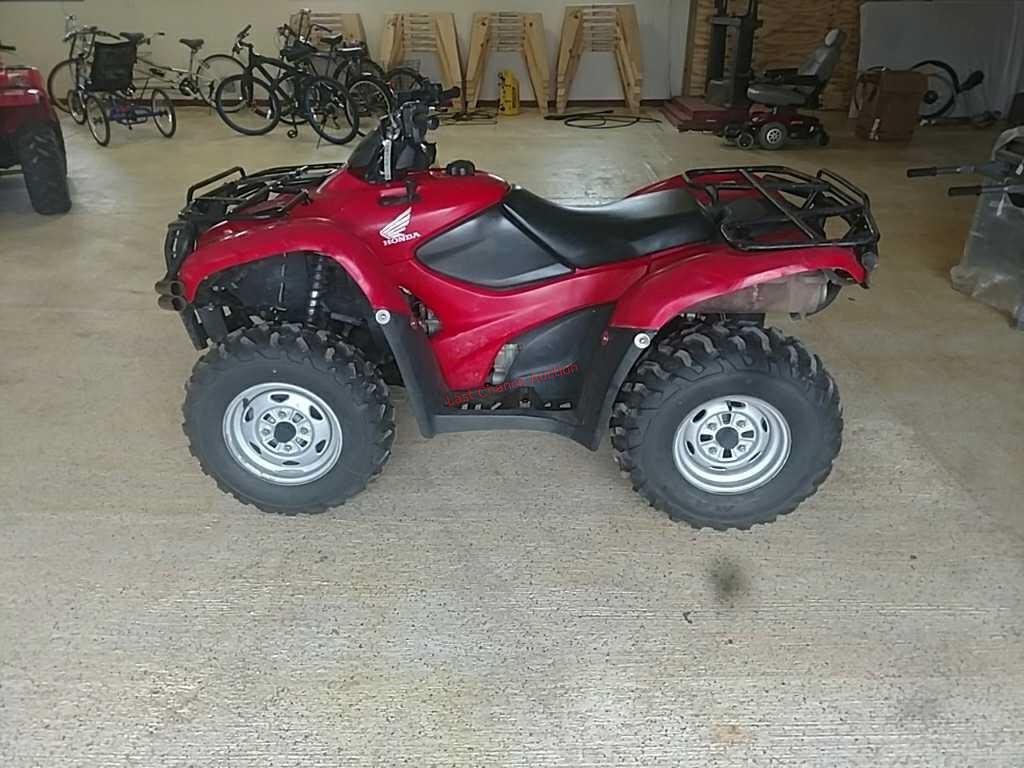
(178, 218), (406, 310)
(611, 244), (867, 330)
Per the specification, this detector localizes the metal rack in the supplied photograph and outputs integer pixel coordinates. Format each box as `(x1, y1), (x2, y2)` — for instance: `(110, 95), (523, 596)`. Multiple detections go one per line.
(685, 165), (880, 252)
(180, 163), (343, 224)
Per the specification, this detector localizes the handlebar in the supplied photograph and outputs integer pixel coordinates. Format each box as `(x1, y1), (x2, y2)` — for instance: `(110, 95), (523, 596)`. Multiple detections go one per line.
(0, 43), (16, 53)
(948, 185), (984, 197)
(907, 165), (967, 178)
(238, 24), (252, 40)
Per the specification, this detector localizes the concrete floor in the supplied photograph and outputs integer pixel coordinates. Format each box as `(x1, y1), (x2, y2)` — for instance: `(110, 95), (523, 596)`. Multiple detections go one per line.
(1, 109), (1022, 766)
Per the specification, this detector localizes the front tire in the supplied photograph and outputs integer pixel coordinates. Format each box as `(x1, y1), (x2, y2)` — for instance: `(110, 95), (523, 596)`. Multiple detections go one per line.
(17, 122), (71, 214)
(151, 88), (177, 137)
(183, 325), (395, 515)
(84, 94), (110, 146)
(611, 323), (842, 530)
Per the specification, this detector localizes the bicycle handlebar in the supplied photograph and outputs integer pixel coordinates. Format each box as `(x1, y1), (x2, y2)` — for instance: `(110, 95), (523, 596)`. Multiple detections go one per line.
(948, 185), (984, 197)
(0, 43), (16, 53)
(238, 24), (252, 40)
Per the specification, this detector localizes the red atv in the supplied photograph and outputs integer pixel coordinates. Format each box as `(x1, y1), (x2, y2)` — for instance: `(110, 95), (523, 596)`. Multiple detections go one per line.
(157, 84), (879, 530)
(0, 42), (71, 214)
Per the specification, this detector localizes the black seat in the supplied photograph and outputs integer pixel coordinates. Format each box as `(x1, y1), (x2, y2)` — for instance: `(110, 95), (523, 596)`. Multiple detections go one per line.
(179, 37), (205, 51)
(502, 187), (714, 268)
(120, 32), (148, 45)
(320, 32), (345, 47)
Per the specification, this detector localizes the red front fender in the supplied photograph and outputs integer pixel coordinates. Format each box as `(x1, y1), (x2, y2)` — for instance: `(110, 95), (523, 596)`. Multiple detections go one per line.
(610, 243), (868, 330)
(178, 217), (407, 311)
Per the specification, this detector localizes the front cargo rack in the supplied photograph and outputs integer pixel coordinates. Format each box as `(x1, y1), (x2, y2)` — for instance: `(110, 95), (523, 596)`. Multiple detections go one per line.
(685, 165), (880, 252)
(179, 162), (344, 225)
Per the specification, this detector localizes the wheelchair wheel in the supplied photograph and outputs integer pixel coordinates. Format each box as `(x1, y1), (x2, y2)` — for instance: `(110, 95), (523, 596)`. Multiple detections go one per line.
(757, 122), (788, 150)
(84, 94), (110, 147)
(67, 89), (87, 125)
(151, 88), (177, 138)
(736, 131), (756, 150)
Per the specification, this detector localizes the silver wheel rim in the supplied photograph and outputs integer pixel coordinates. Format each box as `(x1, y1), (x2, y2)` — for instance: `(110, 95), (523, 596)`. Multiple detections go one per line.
(672, 395), (791, 495)
(222, 383), (343, 486)
(764, 126), (784, 146)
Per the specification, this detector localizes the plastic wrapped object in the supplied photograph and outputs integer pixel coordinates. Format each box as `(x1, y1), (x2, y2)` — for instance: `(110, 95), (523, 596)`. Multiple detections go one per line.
(950, 128), (1024, 329)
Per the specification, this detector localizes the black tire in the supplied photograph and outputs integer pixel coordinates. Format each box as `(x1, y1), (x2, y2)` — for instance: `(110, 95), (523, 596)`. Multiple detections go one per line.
(757, 121), (788, 150)
(736, 131), (755, 150)
(47, 58), (75, 113)
(83, 94), (110, 146)
(611, 322), (842, 530)
(302, 76), (359, 145)
(385, 66), (427, 94)
(183, 324), (395, 515)
(215, 74), (281, 136)
(68, 89), (87, 124)
(911, 60), (959, 119)
(346, 76), (394, 124)
(335, 58), (386, 87)
(150, 88), (177, 137)
(16, 122), (71, 214)
(815, 128), (831, 147)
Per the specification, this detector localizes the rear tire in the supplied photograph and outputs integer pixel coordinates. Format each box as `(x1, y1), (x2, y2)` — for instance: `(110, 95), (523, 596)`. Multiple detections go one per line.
(17, 122), (71, 214)
(611, 322), (842, 530)
(302, 76), (359, 145)
(183, 324), (396, 515)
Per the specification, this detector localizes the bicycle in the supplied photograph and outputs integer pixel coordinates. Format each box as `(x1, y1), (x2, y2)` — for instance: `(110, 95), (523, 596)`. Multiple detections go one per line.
(47, 17), (120, 113)
(215, 25), (347, 139)
(75, 39), (176, 147)
(118, 30), (244, 107)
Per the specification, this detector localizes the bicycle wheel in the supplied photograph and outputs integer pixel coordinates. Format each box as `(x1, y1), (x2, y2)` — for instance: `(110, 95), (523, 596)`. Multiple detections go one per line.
(84, 94), (110, 146)
(67, 89), (87, 124)
(215, 74), (280, 136)
(48, 59), (76, 113)
(195, 53), (245, 108)
(911, 60), (959, 119)
(386, 67), (428, 95)
(346, 76), (394, 124)
(151, 88), (177, 137)
(302, 76), (359, 145)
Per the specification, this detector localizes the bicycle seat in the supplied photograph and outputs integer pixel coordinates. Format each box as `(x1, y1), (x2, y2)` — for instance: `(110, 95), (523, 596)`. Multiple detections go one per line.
(120, 32), (147, 45)
(179, 38), (205, 51)
(503, 187), (714, 268)
(320, 33), (345, 47)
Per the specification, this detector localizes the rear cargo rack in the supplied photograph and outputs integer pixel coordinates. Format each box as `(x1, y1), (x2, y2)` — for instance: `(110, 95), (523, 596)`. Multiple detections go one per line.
(685, 165), (880, 252)
(180, 162), (343, 225)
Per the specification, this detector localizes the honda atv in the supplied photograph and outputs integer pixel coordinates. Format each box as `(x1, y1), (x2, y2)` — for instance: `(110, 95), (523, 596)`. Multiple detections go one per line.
(156, 84), (879, 530)
(0, 42), (71, 214)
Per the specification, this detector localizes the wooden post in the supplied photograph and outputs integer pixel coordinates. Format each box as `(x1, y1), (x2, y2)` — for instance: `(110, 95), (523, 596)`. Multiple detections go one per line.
(556, 4), (644, 114)
(463, 11), (551, 115)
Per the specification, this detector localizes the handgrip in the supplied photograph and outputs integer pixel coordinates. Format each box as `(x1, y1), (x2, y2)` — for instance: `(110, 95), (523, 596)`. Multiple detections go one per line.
(440, 86), (461, 102)
(948, 185), (983, 197)
(238, 24), (252, 39)
(907, 167), (937, 178)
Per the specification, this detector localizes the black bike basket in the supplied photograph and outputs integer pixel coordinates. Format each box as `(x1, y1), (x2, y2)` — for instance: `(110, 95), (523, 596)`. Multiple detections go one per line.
(88, 41), (137, 92)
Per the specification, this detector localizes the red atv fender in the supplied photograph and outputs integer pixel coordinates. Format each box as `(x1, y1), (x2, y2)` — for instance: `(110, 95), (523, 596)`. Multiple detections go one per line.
(178, 218), (407, 312)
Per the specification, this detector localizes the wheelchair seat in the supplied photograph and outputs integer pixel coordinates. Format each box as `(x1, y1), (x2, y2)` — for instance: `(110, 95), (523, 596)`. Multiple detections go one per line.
(502, 187), (715, 268)
(87, 41), (137, 93)
(747, 29), (845, 108)
(179, 38), (205, 51)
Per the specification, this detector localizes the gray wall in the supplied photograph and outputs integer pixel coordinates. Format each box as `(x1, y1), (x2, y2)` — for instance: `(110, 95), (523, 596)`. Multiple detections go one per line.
(0, 0), (690, 100)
